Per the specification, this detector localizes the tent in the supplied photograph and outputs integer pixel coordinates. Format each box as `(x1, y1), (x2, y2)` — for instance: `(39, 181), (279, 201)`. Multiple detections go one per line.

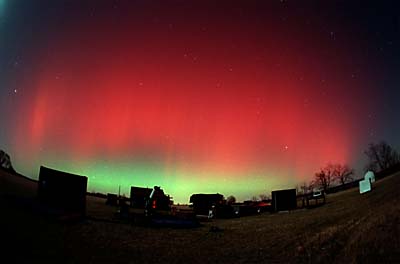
(364, 171), (375, 183)
(359, 179), (372, 194)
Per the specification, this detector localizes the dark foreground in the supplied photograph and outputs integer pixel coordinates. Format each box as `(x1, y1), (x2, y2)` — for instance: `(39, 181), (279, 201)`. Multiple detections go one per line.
(1, 170), (400, 263)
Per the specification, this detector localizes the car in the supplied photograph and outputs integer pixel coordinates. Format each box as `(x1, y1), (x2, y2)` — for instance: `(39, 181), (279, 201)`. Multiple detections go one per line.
(312, 190), (323, 198)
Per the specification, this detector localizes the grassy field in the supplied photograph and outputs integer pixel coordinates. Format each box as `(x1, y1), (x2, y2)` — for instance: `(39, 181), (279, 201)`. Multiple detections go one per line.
(1, 169), (400, 263)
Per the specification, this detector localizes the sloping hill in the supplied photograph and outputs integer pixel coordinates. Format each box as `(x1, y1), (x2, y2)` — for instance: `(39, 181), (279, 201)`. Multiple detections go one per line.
(0, 170), (399, 263)
(215, 172), (400, 263)
(0, 168), (37, 198)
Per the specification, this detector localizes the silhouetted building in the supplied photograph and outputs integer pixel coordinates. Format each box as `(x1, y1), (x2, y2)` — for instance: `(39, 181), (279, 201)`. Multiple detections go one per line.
(147, 186), (171, 211)
(271, 189), (297, 212)
(233, 200), (272, 216)
(297, 190), (326, 208)
(106, 193), (118, 206)
(145, 186), (172, 218)
(189, 193), (223, 216)
(38, 166), (88, 218)
(130, 186), (152, 208)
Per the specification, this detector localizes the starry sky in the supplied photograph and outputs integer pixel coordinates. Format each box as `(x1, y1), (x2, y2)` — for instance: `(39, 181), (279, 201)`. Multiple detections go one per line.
(1, 0), (399, 203)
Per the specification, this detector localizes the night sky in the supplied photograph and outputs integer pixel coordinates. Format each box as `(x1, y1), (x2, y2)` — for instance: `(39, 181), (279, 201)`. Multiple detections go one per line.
(1, 0), (399, 203)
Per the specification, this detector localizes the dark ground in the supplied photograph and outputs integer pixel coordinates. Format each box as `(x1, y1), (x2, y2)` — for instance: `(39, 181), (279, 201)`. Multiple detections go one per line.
(1, 169), (400, 263)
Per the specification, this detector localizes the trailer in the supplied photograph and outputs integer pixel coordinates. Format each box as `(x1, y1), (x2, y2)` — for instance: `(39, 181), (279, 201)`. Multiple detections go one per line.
(271, 189), (297, 212)
(233, 200), (272, 216)
(189, 193), (224, 217)
(297, 190), (326, 208)
(130, 186), (152, 209)
(37, 166), (88, 219)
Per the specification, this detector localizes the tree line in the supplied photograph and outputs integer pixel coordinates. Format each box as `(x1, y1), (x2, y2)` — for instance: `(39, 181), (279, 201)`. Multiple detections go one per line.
(304, 141), (400, 193)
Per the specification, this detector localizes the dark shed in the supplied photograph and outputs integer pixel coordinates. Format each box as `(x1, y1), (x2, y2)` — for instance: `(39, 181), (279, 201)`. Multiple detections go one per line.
(271, 189), (297, 212)
(130, 186), (152, 208)
(38, 166), (88, 217)
(189, 193), (224, 216)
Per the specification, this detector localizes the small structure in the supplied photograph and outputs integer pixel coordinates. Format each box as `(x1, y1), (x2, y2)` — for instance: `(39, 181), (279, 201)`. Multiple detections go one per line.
(146, 186), (172, 212)
(359, 171), (375, 194)
(37, 166), (88, 218)
(106, 193), (118, 206)
(365, 171), (375, 183)
(232, 200), (272, 216)
(298, 189), (326, 208)
(271, 189), (297, 212)
(359, 179), (372, 194)
(189, 193), (224, 216)
(130, 186), (152, 208)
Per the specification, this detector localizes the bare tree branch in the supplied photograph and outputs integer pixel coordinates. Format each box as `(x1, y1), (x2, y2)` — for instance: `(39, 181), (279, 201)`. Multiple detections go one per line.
(365, 141), (400, 172)
(332, 163), (354, 185)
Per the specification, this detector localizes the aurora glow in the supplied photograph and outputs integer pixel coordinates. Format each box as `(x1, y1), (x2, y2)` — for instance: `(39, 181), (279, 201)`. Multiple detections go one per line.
(1, 1), (399, 203)
(0, 0), (6, 18)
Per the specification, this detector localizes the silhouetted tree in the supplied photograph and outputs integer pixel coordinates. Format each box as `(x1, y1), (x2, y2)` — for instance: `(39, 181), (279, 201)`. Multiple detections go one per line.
(308, 180), (317, 192)
(365, 141), (400, 172)
(259, 194), (269, 201)
(332, 164), (354, 185)
(0, 149), (15, 173)
(314, 164), (335, 192)
(226, 195), (236, 204)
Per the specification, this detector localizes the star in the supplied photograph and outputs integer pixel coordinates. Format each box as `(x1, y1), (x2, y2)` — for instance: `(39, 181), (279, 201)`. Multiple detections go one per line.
(303, 99), (309, 108)
(369, 130), (375, 137)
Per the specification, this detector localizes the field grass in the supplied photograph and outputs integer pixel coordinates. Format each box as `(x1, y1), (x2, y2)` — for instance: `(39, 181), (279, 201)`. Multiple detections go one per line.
(1, 169), (400, 263)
